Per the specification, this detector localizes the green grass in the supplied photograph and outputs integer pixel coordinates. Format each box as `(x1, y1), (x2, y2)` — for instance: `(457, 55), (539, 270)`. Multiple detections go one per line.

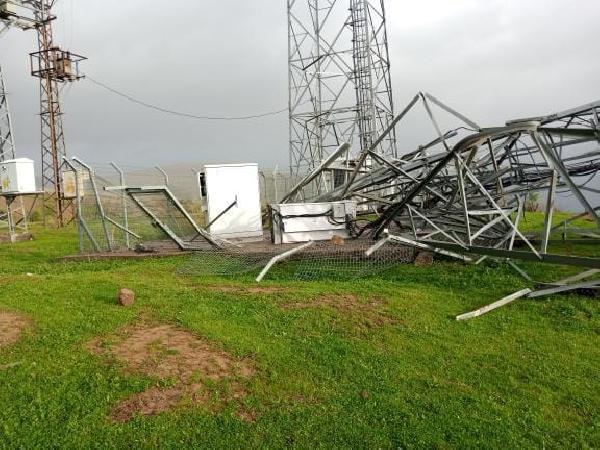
(519, 209), (597, 235)
(0, 225), (598, 448)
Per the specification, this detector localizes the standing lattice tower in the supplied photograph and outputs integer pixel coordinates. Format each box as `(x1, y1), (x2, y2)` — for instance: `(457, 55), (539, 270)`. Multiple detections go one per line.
(0, 62), (29, 237)
(287, 0), (395, 176)
(28, 0), (85, 227)
(0, 64), (16, 162)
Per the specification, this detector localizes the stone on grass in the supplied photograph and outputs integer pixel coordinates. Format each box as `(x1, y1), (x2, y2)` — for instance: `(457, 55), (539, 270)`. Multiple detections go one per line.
(414, 251), (434, 267)
(118, 289), (135, 307)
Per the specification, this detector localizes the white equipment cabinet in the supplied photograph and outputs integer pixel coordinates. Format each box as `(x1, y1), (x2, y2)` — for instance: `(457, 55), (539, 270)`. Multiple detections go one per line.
(200, 163), (263, 241)
(0, 158), (36, 194)
(270, 201), (357, 244)
(0, 1), (17, 16)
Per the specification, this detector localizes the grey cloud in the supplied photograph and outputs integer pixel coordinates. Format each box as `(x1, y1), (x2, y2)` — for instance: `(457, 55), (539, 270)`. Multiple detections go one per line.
(1, 0), (598, 173)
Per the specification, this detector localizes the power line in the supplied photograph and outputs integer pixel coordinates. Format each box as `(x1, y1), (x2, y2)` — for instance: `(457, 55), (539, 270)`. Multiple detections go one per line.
(85, 75), (289, 121)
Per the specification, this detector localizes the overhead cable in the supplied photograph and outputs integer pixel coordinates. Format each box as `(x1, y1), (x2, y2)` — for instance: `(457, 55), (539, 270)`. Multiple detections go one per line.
(85, 75), (288, 121)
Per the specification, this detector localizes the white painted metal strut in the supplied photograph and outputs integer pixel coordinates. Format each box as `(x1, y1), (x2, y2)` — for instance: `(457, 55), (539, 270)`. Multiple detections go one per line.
(456, 289), (533, 321)
(256, 241), (315, 282)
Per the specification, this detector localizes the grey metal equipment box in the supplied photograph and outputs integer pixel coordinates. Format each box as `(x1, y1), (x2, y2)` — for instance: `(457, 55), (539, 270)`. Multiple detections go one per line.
(270, 201), (357, 244)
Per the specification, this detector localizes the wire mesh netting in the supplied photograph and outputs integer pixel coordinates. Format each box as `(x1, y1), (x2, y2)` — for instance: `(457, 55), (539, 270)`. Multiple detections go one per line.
(178, 237), (416, 281)
(78, 172), (171, 253)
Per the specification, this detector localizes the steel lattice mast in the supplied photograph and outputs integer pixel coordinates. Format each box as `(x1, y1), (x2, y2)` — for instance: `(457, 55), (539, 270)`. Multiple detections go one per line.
(1, 0), (85, 227)
(287, 0), (395, 176)
(0, 63), (16, 162)
(0, 62), (29, 239)
(28, 0), (85, 227)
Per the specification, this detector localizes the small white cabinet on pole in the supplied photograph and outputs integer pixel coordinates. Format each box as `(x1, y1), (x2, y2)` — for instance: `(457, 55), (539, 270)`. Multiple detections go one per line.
(0, 158), (37, 194)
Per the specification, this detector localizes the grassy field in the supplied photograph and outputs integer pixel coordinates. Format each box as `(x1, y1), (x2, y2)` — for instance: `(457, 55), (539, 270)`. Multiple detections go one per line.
(0, 220), (598, 448)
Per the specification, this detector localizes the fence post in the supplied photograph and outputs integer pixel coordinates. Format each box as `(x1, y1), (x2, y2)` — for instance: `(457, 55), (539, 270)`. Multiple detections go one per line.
(110, 162), (130, 249)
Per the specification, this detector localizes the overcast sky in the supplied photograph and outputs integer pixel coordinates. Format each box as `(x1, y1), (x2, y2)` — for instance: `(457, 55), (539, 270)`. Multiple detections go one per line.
(1, 0), (599, 171)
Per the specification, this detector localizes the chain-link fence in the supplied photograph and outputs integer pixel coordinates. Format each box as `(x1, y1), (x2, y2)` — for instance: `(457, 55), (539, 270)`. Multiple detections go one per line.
(178, 237), (416, 282)
(71, 162), (315, 253)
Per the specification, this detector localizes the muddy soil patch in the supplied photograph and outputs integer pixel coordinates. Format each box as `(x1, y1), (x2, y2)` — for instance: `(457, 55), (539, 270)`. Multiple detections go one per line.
(198, 284), (290, 295)
(88, 323), (256, 422)
(281, 294), (399, 329)
(0, 312), (30, 349)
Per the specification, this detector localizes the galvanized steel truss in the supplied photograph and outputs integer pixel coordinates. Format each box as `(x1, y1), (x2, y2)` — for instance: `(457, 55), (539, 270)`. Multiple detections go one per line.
(287, 0), (396, 176)
(288, 93), (600, 269)
(0, 64), (15, 163)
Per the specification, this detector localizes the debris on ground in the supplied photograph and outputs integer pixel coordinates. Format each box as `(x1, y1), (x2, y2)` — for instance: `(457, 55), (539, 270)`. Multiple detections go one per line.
(134, 243), (158, 254)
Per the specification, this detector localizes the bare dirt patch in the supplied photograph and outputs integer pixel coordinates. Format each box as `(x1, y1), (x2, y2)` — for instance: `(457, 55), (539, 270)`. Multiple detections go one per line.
(88, 323), (256, 422)
(200, 284), (290, 295)
(0, 312), (30, 349)
(281, 294), (399, 329)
